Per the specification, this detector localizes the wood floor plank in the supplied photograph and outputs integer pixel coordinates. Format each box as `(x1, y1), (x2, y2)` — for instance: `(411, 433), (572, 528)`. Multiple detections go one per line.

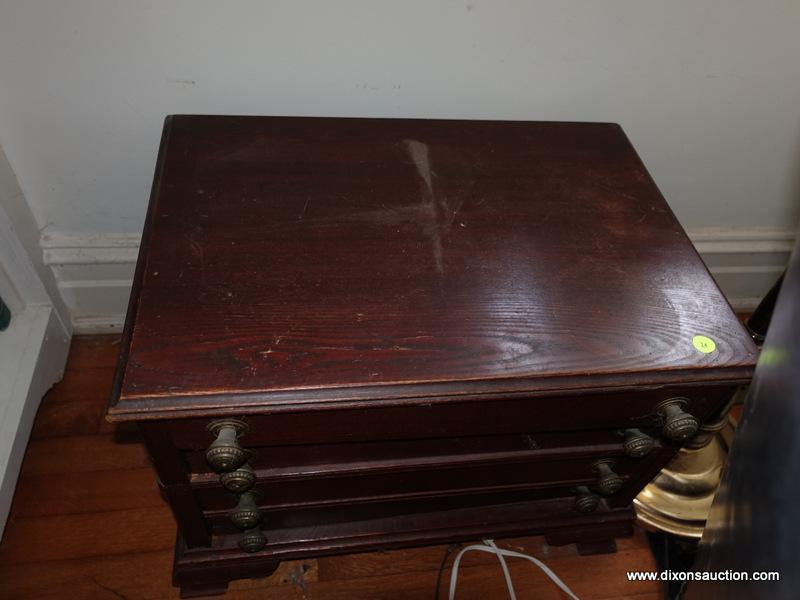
(63, 335), (122, 371)
(0, 552), (317, 600)
(0, 549), (658, 600)
(38, 368), (116, 406)
(317, 530), (653, 581)
(30, 363), (115, 439)
(223, 550), (659, 600)
(316, 535), (659, 600)
(0, 549), (178, 599)
(19, 433), (149, 478)
(10, 467), (162, 518)
(30, 394), (109, 440)
(0, 508), (176, 564)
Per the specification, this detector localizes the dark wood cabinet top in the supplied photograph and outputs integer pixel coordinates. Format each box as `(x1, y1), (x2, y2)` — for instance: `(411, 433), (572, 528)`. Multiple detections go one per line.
(109, 116), (756, 419)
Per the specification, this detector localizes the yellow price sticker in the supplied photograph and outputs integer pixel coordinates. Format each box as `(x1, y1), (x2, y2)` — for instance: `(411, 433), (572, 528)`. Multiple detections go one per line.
(692, 335), (716, 354)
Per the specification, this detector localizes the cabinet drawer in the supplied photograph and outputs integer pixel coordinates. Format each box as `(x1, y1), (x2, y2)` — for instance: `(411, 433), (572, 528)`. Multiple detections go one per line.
(190, 449), (650, 512)
(183, 429), (638, 476)
(189, 496), (636, 561)
(203, 486), (603, 535)
(168, 384), (736, 449)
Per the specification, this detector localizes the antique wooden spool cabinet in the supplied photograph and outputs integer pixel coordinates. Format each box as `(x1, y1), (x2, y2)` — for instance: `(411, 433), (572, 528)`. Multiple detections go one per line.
(107, 116), (757, 597)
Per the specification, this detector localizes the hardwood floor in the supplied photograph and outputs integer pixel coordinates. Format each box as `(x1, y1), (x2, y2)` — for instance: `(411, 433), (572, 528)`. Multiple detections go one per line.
(0, 336), (661, 599)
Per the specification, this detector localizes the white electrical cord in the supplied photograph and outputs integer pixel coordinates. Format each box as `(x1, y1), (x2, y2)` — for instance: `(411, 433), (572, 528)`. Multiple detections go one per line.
(448, 539), (581, 600)
(483, 539), (517, 600)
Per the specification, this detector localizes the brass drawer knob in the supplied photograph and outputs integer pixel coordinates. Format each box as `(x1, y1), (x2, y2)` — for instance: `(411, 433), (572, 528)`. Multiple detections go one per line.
(238, 527), (267, 553)
(657, 398), (699, 442)
(205, 418), (249, 472)
(220, 463), (256, 493)
(574, 486), (600, 513)
(623, 429), (655, 458)
(592, 459), (623, 495)
(229, 490), (262, 530)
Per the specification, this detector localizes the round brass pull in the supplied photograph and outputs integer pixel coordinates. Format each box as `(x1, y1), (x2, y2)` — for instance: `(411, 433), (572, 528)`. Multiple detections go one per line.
(229, 490), (262, 530)
(220, 463), (256, 493)
(205, 418), (249, 472)
(574, 486), (600, 513)
(238, 527), (267, 553)
(623, 429), (655, 458)
(656, 398), (699, 442)
(592, 459), (623, 496)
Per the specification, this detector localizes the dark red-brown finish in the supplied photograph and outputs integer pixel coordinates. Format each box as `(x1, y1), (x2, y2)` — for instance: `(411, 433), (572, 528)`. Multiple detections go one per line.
(109, 115), (755, 419)
(107, 116), (757, 597)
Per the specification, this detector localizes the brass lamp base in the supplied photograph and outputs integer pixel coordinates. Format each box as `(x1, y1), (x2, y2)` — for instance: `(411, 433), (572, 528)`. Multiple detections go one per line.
(633, 407), (739, 539)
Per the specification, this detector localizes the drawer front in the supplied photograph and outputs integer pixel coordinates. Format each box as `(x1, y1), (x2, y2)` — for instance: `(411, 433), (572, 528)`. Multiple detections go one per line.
(142, 383), (737, 552)
(203, 486), (604, 535)
(190, 448), (660, 512)
(169, 384), (736, 449)
(183, 430), (633, 476)
(191, 495), (637, 561)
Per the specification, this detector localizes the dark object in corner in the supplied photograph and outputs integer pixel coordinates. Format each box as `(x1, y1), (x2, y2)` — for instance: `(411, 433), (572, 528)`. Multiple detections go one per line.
(745, 273), (784, 345)
(685, 236), (800, 599)
(647, 531), (698, 600)
(0, 295), (10, 331)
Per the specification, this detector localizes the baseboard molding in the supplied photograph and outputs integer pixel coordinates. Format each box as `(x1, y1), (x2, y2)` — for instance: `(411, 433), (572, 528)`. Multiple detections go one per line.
(40, 232), (140, 265)
(690, 228), (794, 311)
(40, 227), (795, 332)
(41, 232), (139, 333)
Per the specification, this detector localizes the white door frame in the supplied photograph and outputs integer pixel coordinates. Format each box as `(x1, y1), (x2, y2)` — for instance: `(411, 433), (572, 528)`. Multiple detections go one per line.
(0, 148), (71, 538)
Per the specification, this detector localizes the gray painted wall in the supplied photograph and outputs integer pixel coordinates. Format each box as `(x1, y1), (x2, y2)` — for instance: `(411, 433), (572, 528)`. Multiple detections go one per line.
(0, 1), (798, 236)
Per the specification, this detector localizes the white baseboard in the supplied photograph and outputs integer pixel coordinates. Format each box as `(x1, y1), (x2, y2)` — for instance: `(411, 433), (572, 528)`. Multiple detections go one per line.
(690, 228), (794, 311)
(40, 227), (795, 332)
(41, 233), (138, 333)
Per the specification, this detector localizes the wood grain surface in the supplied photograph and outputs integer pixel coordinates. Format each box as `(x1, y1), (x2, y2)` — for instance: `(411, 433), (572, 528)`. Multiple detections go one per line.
(0, 336), (661, 599)
(109, 116), (756, 419)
